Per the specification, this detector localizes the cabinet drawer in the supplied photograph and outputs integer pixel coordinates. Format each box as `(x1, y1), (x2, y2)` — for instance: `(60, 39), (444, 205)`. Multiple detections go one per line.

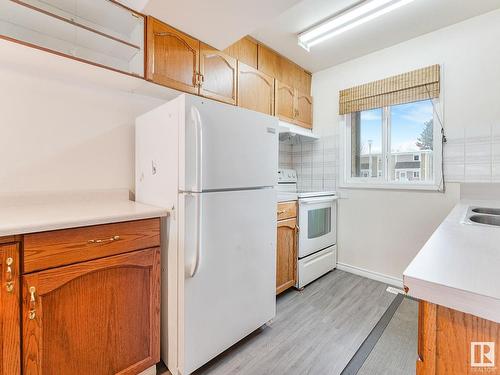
(277, 201), (297, 220)
(23, 218), (160, 273)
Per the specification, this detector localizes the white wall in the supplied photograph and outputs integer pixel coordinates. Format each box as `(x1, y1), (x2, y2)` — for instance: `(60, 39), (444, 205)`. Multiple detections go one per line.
(0, 68), (163, 193)
(310, 9), (500, 282)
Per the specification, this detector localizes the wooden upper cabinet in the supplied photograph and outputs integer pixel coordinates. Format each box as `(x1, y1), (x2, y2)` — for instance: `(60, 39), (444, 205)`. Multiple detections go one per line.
(276, 218), (297, 295)
(146, 17), (200, 94)
(0, 241), (21, 375)
(279, 58), (300, 90)
(223, 36), (257, 69)
(295, 92), (313, 129)
(257, 44), (281, 82)
(22, 248), (160, 375)
(257, 44), (312, 94)
(199, 43), (237, 105)
(237, 62), (275, 116)
(299, 70), (312, 95)
(275, 81), (296, 123)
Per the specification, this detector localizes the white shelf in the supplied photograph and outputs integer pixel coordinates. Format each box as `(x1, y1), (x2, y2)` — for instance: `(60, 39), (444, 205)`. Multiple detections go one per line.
(0, 0), (145, 76)
(0, 37), (180, 101)
(22, 0), (144, 43)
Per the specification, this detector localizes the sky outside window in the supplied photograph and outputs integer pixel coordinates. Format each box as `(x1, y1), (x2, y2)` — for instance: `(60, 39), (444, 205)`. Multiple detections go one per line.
(391, 100), (433, 152)
(359, 108), (382, 155)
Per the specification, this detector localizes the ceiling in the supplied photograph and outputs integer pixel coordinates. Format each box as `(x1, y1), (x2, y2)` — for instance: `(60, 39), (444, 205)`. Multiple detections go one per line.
(140, 0), (302, 50)
(128, 0), (500, 73)
(251, 0), (500, 72)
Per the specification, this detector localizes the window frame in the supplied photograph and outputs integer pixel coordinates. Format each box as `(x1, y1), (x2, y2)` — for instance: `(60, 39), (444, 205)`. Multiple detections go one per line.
(340, 99), (443, 191)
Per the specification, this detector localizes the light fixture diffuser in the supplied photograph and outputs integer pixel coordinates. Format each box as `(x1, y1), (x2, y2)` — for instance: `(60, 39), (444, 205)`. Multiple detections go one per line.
(298, 0), (415, 51)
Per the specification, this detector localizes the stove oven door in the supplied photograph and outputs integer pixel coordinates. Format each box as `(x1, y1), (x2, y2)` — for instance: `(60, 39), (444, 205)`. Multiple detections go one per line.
(298, 196), (337, 258)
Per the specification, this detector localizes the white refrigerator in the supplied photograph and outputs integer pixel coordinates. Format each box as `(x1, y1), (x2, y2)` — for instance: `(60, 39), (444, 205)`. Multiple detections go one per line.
(135, 94), (278, 375)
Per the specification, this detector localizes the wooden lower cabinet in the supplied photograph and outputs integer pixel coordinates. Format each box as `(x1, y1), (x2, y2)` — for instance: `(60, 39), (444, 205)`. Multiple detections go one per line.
(417, 300), (500, 375)
(237, 62), (275, 116)
(22, 247), (160, 375)
(276, 217), (297, 295)
(0, 240), (21, 375)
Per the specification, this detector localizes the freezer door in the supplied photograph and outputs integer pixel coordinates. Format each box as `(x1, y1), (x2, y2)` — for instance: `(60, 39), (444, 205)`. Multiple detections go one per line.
(181, 95), (278, 192)
(180, 188), (276, 374)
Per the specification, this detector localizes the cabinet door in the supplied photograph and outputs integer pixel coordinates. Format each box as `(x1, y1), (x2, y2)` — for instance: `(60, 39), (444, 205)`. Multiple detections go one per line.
(276, 218), (297, 295)
(257, 44), (281, 81)
(299, 70), (312, 95)
(146, 17), (199, 94)
(279, 58), (301, 89)
(199, 43), (237, 105)
(275, 81), (296, 123)
(22, 248), (160, 375)
(0, 241), (21, 375)
(295, 92), (313, 129)
(223, 37), (257, 69)
(237, 62), (275, 116)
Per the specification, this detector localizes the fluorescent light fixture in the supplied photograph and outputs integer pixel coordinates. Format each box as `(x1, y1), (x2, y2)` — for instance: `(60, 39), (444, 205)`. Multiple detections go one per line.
(298, 0), (415, 51)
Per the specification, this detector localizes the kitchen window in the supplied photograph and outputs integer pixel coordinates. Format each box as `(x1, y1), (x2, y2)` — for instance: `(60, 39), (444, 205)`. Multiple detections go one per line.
(342, 99), (442, 190)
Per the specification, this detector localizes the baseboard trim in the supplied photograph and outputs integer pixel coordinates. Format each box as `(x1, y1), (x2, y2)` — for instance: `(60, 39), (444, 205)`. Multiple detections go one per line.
(337, 262), (403, 288)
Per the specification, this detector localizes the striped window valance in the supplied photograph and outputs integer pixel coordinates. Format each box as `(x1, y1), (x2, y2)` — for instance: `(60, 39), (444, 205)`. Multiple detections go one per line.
(339, 65), (440, 115)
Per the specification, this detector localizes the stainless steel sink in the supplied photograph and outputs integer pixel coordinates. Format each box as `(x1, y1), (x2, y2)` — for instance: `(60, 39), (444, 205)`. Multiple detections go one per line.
(469, 214), (500, 226)
(464, 206), (500, 227)
(472, 207), (500, 215)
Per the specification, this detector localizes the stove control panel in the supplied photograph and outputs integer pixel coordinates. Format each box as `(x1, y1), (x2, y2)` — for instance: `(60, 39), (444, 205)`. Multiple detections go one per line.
(278, 168), (297, 183)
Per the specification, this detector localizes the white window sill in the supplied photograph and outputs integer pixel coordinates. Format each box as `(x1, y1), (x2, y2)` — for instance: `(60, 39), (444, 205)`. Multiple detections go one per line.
(339, 182), (442, 191)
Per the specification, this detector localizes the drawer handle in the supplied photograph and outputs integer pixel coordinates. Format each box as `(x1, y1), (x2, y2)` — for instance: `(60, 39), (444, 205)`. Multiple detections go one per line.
(5, 257), (14, 293)
(28, 286), (36, 320)
(88, 235), (120, 244)
(277, 210), (286, 215)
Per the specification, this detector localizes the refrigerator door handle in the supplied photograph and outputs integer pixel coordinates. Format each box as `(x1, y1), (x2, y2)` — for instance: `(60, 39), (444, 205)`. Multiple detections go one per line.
(191, 106), (203, 192)
(188, 193), (202, 278)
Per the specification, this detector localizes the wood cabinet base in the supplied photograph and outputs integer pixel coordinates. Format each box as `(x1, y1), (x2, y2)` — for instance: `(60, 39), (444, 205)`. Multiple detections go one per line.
(0, 241), (21, 375)
(22, 247), (160, 375)
(276, 215), (297, 295)
(418, 300), (500, 374)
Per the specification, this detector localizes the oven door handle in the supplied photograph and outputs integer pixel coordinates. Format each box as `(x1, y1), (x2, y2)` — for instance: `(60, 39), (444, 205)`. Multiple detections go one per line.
(300, 196), (338, 205)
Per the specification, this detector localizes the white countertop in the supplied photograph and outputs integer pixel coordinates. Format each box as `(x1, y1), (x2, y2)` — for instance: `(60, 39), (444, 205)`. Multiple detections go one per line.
(0, 190), (168, 237)
(403, 199), (500, 323)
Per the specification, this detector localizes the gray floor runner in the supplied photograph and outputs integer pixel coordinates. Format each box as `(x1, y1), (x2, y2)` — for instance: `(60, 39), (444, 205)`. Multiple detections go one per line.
(341, 294), (418, 375)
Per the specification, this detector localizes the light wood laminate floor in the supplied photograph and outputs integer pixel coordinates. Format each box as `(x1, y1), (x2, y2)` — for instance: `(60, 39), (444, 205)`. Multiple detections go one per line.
(159, 270), (396, 375)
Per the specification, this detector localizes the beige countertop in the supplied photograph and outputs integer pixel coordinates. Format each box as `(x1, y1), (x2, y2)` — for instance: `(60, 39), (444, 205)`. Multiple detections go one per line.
(0, 189), (168, 237)
(403, 199), (500, 323)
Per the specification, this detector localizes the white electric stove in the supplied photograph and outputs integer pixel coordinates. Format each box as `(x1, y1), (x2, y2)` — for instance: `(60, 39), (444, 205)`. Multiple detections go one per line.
(277, 169), (338, 288)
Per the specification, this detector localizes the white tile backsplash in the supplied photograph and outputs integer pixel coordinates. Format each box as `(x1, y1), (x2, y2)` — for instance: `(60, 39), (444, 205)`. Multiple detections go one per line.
(280, 134), (339, 191)
(281, 122), (495, 188)
(464, 135), (492, 182)
(278, 142), (293, 169)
